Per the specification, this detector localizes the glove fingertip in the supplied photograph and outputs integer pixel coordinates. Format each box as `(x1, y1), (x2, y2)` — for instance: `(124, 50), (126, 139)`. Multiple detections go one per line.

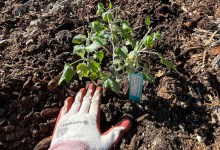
(64, 97), (74, 112)
(118, 119), (132, 132)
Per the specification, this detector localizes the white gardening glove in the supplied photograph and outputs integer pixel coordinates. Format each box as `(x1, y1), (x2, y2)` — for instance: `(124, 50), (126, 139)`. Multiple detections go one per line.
(49, 84), (132, 150)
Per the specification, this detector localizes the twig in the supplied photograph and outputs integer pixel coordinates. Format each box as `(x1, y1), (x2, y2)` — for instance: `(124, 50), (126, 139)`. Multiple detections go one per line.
(179, 45), (204, 56)
(133, 25), (145, 31)
(102, 46), (112, 56)
(139, 50), (158, 55)
(128, 134), (137, 150)
(110, 41), (115, 63)
(136, 114), (149, 122)
(205, 30), (219, 46)
(202, 30), (219, 67)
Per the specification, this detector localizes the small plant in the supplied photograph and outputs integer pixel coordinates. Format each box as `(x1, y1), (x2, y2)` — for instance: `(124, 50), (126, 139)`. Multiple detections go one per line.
(58, 2), (177, 93)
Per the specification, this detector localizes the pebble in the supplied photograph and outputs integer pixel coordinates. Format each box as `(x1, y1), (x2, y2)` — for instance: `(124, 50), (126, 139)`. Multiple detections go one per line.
(29, 19), (42, 27)
(196, 135), (202, 142)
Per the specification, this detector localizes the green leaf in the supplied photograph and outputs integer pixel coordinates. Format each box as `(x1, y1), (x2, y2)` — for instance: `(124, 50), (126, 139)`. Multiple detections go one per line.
(89, 21), (105, 33)
(143, 64), (150, 73)
(145, 17), (151, 28)
(73, 45), (85, 58)
(88, 60), (100, 80)
(58, 63), (75, 86)
(142, 73), (155, 83)
(109, 2), (113, 9)
(153, 32), (161, 40)
(85, 41), (102, 52)
(88, 60), (100, 72)
(122, 22), (132, 33)
(102, 12), (113, 22)
(94, 51), (104, 62)
(90, 72), (99, 80)
(118, 25), (133, 44)
(96, 3), (105, 15)
(103, 32), (111, 40)
(112, 33), (119, 44)
(91, 34), (107, 45)
(125, 64), (133, 74)
(116, 75), (123, 82)
(158, 53), (178, 72)
(100, 72), (109, 80)
(143, 34), (154, 48)
(76, 63), (89, 79)
(103, 77), (120, 94)
(115, 46), (128, 59)
(72, 34), (86, 44)
(113, 59), (121, 65)
(127, 51), (138, 61)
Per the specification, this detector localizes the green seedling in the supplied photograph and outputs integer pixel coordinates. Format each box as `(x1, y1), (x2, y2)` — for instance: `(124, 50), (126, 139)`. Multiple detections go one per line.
(58, 2), (177, 93)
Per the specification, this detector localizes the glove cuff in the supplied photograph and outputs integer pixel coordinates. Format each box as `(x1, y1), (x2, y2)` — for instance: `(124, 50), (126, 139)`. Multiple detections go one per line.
(49, 139), (90, 150)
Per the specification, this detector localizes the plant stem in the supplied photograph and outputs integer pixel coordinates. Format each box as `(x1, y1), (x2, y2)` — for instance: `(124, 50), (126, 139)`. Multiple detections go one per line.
(137, 27), (152, 51)
(70, 59), (83, 65)
(139, 50), (158, 55)
(110, 41), (115, 61)
(108, 12), (116, 66)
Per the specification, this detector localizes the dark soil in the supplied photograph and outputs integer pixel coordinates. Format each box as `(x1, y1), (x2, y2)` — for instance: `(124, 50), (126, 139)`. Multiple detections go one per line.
(1, 0), (220, 149)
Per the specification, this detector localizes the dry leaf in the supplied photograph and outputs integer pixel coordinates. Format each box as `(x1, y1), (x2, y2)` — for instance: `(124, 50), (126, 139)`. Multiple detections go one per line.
(209, 46), (220, 56)
(155, 70), (164, 78)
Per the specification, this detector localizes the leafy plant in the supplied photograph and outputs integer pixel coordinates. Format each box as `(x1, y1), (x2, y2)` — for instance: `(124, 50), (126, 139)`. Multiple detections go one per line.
(58, 2), (177, 93)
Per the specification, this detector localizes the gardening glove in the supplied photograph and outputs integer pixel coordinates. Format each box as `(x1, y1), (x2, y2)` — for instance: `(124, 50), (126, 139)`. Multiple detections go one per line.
(49, 84), (132, 150)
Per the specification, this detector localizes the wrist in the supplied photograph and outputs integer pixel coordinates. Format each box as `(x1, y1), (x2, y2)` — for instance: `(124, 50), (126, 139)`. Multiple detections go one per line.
(49, 139), (90, 150)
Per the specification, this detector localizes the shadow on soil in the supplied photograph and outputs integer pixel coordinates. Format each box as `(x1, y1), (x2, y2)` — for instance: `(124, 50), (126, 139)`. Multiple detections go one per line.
(142, 73), (218, 146)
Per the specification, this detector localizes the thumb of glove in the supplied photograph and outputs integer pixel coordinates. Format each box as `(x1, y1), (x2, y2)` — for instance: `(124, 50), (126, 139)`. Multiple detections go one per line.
(101, 119), (132, 149)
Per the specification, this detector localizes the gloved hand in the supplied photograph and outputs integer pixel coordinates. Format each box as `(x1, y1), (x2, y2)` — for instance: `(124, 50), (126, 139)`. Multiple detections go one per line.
(49, 84), (132, 150)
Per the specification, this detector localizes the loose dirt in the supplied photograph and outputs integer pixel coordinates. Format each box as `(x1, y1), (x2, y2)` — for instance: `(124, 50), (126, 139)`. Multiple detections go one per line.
(0, 0), (220, 149)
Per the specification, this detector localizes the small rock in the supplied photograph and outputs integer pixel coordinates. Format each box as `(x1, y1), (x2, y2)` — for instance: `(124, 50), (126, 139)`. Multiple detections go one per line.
(29, 19), (42, 27)
(212, 106), (220, 123)
(123, 102), (132, 111)
(196, 135), (203, 143)
(114, 102), (121, 108)
(32, 129), (39, 138)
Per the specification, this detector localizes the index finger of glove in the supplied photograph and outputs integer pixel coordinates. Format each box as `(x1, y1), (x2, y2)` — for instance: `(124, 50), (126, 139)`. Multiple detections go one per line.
(79, 84), (95, 113)
(69, 88), (86, 114)
(89, 87), (102, 120)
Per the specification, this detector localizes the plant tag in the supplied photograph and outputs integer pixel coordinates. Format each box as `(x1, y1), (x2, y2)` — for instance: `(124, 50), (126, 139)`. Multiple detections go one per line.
(129, 73), (143, 102)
